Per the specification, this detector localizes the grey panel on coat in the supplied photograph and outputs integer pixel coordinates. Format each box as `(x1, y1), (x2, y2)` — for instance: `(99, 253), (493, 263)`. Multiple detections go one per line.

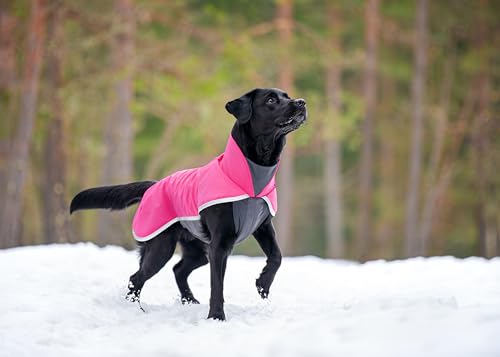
(246, 159), (278, 196)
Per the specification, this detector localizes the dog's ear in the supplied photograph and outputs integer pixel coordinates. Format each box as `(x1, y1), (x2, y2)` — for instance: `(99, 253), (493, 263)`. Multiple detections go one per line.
(225, 89), (257, 124)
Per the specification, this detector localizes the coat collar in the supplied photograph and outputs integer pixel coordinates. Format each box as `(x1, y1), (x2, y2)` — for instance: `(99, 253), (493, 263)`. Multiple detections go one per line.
(219, 135), (279, 197)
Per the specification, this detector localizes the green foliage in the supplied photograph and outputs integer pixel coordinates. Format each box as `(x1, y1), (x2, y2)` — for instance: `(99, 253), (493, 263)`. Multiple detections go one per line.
(2, 0), (498, 258)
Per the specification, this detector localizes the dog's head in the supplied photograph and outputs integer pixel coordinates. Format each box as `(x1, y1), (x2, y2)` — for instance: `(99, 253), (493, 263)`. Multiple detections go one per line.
(225, 88), (307, 139)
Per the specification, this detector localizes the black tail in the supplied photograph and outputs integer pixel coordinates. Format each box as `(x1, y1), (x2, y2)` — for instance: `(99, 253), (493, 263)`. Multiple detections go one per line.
(69, 181), (156, 214)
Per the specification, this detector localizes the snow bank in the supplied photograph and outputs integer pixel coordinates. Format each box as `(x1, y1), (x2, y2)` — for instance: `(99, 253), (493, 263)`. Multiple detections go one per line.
(1, 243), (499, 357)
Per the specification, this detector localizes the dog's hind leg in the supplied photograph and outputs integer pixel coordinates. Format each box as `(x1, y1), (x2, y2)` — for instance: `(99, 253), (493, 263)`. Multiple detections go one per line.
(127, 226), (179, 303)
(173, 237), (208, 304)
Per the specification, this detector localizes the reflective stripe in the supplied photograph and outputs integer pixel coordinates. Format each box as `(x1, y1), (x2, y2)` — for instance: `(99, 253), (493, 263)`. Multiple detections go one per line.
(132, 215), (199, 242)
(197, 194), (250, 213)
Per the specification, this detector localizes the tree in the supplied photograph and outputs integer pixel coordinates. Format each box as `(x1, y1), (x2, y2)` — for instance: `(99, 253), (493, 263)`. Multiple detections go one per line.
(472, 1), (494, 257)
(324, 3), (344, 259)
(404, 0), (428, 257)
(275, 0), (295, 255)
(0, 2), (18, 215)
(0, 2), (16, 92)
(0, 0), (46, 248)
(97, 0), (135, 246)
(41, 1), (70, 244)
(356, 0), (379, 260)
(419, 54), (454, 254)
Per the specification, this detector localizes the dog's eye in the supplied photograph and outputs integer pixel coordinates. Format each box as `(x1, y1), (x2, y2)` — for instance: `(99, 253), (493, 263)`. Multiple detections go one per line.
(266, 98), (276, 104)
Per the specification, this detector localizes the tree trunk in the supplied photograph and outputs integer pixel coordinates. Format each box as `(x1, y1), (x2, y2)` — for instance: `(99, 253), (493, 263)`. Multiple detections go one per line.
(41, 1), (70, 244)
(275, 0), (295, 255)
(375, 76), (397, 259)
(419, 56), (454, 254)
(97, 0), (135, 247)
(0, 2), (18, 222)
(404, 0), (427, 257)
(376, 131), (396, 258)
(0, 0), (46, 249)
(473, 62), (491, 257)
(356, 0), (379, 260)
(496, 224), (500, 257)
(472, 0), (495, 258)
(324, 4), (344, 259)
(0, 2), (16, 91)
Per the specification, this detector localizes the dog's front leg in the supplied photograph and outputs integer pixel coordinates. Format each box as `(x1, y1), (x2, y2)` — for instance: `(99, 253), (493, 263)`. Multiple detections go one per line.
(207, 238), (231, 321)
(253, 219), (282, 299)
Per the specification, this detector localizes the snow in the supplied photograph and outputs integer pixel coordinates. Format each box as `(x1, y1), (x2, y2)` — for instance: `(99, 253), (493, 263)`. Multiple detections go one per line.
(1, 243), (500, 357)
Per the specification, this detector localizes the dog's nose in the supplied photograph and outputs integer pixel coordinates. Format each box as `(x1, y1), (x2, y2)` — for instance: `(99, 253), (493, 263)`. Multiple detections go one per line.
(294, 99), (306, 107)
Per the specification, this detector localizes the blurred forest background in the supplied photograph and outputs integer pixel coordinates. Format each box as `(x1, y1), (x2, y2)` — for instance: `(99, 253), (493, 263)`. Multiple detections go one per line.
(0, 0), (499, 260)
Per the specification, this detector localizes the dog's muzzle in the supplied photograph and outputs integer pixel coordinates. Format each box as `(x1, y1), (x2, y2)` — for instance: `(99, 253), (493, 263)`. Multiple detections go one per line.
(277, 99), (307, 126)
(293, 99), (307, 124)
(294, 98), (306, 108)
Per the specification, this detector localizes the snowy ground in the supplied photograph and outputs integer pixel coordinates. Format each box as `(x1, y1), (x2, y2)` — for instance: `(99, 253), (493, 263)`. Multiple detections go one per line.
(1, 243), (499, 357)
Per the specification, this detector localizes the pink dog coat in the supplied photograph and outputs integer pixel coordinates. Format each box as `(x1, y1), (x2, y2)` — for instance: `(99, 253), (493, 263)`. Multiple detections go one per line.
(132, 135), (278, 243)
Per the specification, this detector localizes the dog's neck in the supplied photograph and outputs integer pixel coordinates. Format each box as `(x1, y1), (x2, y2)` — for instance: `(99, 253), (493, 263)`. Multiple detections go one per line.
(231, 123), (286, 166)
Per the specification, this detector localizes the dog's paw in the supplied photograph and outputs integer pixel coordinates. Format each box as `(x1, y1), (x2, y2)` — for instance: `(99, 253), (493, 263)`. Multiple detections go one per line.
(256, 279), (270, 299)
(125, 291), (139, 302)
(207, 310), (226, 321)
(125, 286), (141, 303)
(256, 285), (269, 299)
(181, 296), (200, 305)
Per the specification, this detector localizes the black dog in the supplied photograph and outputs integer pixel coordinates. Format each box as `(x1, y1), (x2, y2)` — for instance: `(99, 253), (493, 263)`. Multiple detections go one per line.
(70, 88), (307, 320)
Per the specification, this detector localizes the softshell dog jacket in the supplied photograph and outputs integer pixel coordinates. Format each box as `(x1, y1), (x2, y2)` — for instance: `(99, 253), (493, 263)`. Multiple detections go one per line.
(132, 135), (278, 244)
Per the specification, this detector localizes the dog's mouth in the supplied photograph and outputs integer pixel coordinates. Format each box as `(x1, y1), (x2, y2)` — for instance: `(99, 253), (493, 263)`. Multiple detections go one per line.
(276, 109), (307, 133)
